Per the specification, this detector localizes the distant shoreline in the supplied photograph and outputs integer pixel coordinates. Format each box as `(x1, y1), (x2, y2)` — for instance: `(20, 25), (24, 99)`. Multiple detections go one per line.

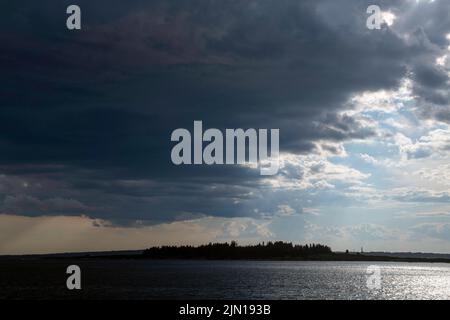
(2, 253), (450, 264)
(2, 242), (450, 264)
(75, 253), (450, 264)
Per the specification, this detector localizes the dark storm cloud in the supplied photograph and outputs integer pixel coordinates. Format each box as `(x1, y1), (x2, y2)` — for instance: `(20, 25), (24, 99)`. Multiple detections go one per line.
(413, 64), (448, 89)
(0, 0), (439, 223)
(388, 0), (450, 124)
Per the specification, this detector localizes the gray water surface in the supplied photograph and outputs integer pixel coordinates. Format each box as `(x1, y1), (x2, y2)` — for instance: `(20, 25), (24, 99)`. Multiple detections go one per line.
(1, 259), (449, 299)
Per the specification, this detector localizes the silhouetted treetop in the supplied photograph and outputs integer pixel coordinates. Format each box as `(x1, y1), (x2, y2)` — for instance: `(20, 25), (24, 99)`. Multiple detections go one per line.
(142, 241), (332, 260)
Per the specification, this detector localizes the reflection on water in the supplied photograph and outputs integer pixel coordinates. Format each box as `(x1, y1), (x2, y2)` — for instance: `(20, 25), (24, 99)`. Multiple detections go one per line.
(375, 265), (450, 300)
(0, 259), (449, 299)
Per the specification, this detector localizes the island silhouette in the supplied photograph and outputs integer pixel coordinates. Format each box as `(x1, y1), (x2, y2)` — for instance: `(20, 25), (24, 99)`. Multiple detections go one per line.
(143, 241), (331, 260)
(136, 241), (450, 263)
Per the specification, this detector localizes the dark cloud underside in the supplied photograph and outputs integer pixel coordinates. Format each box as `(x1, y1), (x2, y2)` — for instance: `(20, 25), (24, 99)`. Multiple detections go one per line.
(0, 0), (448, 223)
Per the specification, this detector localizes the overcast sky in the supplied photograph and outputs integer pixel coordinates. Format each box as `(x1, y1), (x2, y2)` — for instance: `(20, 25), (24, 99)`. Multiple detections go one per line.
(2, 0), (450, 254)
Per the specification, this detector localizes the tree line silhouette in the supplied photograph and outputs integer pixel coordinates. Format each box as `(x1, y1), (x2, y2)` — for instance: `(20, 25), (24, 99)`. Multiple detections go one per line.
(143, 241), (332, 260)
